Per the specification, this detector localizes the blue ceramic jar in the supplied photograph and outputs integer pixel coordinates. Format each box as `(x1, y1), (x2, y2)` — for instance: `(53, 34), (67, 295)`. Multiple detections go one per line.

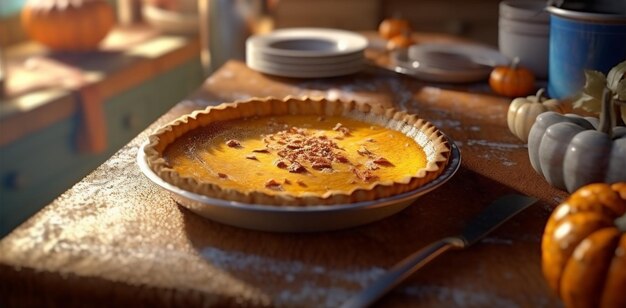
(547, 6), (626, 99)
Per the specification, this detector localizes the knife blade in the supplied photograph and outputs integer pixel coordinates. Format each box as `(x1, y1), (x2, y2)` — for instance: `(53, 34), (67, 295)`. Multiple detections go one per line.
(341, 194), (538, 308)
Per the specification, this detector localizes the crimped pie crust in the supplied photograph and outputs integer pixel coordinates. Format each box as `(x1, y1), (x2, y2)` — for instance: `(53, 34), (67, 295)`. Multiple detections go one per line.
(144, 97), (450, 206)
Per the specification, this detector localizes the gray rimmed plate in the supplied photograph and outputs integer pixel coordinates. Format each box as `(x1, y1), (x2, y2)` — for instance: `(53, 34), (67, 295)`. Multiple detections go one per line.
(137, 140), (461, 232)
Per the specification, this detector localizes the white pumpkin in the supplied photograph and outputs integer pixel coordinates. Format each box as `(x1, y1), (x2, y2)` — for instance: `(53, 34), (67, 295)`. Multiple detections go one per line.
(507, 88), (566, 142)
(528, 87), (626, 192)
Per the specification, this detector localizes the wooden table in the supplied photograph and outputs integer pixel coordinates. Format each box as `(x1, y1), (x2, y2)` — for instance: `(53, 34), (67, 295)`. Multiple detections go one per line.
(0, 51), (569, 306)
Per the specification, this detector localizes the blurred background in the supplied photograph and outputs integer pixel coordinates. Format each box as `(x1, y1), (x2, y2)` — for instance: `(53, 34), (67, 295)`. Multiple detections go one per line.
(1, 0), (501, 74)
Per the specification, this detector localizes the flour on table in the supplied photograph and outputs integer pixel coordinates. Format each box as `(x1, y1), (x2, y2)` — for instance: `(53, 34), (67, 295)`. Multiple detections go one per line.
(402, 285), (520, 307)
(201, 246), (385, 307)
(466, 139), (526, 150)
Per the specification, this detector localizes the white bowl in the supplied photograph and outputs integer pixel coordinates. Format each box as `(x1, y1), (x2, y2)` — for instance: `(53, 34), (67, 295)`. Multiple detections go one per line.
(499, 18), (550, 35)
(499, 28), (549, 78)
(499, 0), (549, 23)
(499, 1), (550, 79)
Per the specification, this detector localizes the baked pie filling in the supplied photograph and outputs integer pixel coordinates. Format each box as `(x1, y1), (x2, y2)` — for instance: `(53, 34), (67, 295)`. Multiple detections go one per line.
(145, 98), (450, 205)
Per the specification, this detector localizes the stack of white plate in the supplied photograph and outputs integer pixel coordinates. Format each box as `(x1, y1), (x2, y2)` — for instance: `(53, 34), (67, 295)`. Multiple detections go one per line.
(246, 28), (368, 78)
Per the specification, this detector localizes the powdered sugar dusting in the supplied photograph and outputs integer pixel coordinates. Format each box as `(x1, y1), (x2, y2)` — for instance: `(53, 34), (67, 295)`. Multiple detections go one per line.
(467, 139), (525, 167)
(201, 247), (385, 307)
(466, 139), (526, 150)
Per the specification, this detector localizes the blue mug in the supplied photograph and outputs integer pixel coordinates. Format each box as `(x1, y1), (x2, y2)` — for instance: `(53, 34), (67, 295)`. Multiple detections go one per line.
(547, 6), (626, 99)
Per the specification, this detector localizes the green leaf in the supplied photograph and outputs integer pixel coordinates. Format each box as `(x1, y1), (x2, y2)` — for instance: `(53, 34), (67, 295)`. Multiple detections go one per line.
(607, 60), (626, 91)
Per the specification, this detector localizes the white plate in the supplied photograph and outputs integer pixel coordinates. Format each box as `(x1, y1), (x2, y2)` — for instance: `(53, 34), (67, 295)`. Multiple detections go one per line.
(247, 28), (368, 58)
(248, 47), (364, 65)
(391, 45), (508, 83)
(137, 141), (461, 232)
(247, 55), (363, 72)
(247, 58), (363, 78)
(408, 43), (509, 68)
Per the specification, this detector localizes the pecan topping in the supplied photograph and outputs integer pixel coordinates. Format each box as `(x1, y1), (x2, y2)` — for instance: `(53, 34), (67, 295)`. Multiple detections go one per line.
(245, 154), (258, 160)
(333, 123), (351, 136)
(296, 180), (307, 187)
(275, 159), (288, 168)
(357, 146), (372, 156)
(265, 179), (282, 190)
(217, 172), (228, 179)
(287, 142), (302, 149)
(252, 148), (270, 153)
(334, 154), (349, 163)
(262, 125), (351, 173)
(288, 162), (306, 173)
(351, 168), (379, 182)
(226, 139), (242, 148)
(311, 157), (332, 170)
(365, 160), (380, 170)
(373, 156), (394, 166)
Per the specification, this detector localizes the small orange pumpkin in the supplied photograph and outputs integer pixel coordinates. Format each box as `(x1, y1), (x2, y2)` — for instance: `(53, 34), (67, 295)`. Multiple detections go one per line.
(378, 18), (411, 40)
(489, 57), (536, 98)
(21, 0), (115, 51)
(386, 32), (414, 51)
(542, 182), (626, 308)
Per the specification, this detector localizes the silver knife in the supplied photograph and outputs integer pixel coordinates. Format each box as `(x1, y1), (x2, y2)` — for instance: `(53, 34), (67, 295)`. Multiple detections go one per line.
(341, 194), (538, 308)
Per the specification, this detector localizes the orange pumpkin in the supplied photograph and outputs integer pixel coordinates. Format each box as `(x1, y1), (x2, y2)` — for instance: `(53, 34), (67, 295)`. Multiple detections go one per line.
(21, 0), (115, 51)
(378, 18), (411, 40)
(386, 33), (414, 51)
(489, 58), (536, 98)
(542, 182), (626, 308)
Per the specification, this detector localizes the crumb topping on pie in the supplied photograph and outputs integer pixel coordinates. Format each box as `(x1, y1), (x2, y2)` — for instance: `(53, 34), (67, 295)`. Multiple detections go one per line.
(145, 97), (450, 206)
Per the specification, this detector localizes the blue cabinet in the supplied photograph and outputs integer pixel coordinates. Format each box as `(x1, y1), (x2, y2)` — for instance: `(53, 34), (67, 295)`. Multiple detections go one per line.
(0, 57), (204, 236)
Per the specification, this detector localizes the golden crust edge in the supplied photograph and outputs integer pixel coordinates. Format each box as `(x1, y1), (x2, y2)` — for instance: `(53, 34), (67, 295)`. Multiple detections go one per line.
(144, 96), (451, 206)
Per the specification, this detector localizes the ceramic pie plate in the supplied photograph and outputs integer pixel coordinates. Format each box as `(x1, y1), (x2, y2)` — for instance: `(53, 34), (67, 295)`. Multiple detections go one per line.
(137, 138), (460, 232)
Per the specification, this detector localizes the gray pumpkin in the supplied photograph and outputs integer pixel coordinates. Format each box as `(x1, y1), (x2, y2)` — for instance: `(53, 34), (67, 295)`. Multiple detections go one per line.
(528, 88), (626, 193)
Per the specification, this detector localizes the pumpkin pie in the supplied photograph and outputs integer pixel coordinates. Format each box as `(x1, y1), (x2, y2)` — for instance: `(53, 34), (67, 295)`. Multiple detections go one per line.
(144, 97), (450, 205)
